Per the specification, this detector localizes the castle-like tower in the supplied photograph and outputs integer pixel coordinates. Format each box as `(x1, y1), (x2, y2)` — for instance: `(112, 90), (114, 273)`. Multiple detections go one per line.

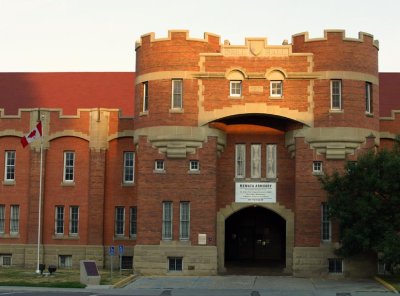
(132, 30), (379, 276)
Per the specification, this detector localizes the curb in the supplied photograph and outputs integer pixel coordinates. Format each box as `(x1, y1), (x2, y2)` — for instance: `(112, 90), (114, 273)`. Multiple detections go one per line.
(113, 274), (138, 288)
(374, 276), (399, 294)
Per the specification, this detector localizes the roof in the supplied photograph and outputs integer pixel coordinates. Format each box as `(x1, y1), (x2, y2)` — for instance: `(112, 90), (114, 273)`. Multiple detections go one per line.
(0, 72), (135, 116)
(379, 72), (400, 117)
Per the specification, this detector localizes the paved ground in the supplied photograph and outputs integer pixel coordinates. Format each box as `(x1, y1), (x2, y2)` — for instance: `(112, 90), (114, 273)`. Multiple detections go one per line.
(0, 275), (393, 296)
(121, 275), (393, 296)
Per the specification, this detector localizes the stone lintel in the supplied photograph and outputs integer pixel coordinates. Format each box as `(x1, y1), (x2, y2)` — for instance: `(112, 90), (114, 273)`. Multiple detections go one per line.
(286, 127), (379, 159)
(133, 126), (226, 158)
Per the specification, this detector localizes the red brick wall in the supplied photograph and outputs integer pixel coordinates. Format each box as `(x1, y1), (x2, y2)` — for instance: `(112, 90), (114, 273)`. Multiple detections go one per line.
(134, 79), (200, 129)
(135, 136), (218, 245)
(313, 79), (379, 129)
(0, 136), (31, 244)
(292, 32), (378, 74)
(136, 32), (220, 74)
(103, 138), (136, 246)
(42, 136), (90, 245)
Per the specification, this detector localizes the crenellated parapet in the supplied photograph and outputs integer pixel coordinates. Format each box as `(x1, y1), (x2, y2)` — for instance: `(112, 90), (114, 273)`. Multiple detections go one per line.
(292, 30), (379, 74)
(292, 30), (379, 49)
(0, 108), (135, 151)
(135, 30), (220, 50)
(135, 30), (221, 74)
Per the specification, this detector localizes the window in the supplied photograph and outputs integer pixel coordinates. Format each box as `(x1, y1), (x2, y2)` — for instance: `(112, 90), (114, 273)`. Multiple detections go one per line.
(69, 206), (79, 235)
(162, 201), (172, 240)
(155, 160), (165, 171)
(321, 203), (331, 241)
(10, 205), (19, 234)
(365, 82), (373, 114)
(180, 202), (190, 240)
(115, 207), (125, 236)
(123, 152), (135, 183)
(55, 206), (64, 235)
(0, 254), (11, 266)
(172, 79), (183, 109)
(0, 205), (4, 234)
(235, 144), (246, 178)
(58, 255), (72, 268)
(168, 257), (183, 271)
(328, 258), (343, 273)
(130, 207), (137, 238)
(270, 81), (283, 97)
(143, 81), (149, 112)
(266, 144), (277, 179)
(189, 160), (199, 172)
(313, 161), (323, 174)
(251, 144), (261, 179)
(330, 80), (342, 110)
(4, 151), (16, 181)
(63, 151), (75, 182)
(121, 256), (133, 269)
(230, 81), (242, 97)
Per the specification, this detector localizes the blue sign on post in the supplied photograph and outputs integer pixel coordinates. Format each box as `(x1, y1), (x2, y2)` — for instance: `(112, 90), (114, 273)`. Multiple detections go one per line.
(109, 246), (115, 256)
(118, 245), (124, 255)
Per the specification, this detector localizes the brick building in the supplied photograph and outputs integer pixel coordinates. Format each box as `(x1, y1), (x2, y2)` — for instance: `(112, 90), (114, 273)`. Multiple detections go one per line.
(0, 30), (399, 277)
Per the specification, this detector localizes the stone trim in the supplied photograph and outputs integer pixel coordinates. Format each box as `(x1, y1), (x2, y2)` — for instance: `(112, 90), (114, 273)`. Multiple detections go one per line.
(0, 108), (132, 120)
(380, 109), (400, 121)
(314, 71), (378, 84)
(133, 126), (226, 159)
(198, 102), (314, 127)
(108, 130), (135, 142)
(285, 127), (380, 159)
(134, 244), (217, 275)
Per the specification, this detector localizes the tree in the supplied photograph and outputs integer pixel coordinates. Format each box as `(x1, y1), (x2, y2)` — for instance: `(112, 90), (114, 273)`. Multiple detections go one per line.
(319, 139), (400, 271)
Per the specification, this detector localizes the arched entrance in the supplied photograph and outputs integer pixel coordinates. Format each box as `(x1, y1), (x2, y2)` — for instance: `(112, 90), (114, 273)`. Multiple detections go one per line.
(225, 206), (285, 274)
(217, 202), (294, 275)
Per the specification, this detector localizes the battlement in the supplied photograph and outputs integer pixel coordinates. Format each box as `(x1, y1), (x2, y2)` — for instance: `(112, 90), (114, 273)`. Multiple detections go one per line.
(135, 30), (221, 49)
(292, 29), (379, 49)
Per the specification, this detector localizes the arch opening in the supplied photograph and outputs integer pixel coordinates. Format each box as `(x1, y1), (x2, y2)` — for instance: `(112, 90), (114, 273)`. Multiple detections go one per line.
(224, 206), (286, 275)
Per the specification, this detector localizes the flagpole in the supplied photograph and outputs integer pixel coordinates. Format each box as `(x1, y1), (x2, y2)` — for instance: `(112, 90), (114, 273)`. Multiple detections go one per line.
(36, 115), (45, 273)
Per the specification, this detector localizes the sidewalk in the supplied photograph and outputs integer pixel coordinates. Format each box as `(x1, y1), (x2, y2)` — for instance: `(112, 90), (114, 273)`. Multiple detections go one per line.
(123, 275), (391, 295)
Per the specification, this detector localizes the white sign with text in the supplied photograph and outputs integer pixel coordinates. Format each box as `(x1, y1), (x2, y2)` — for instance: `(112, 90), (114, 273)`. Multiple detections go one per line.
(235, 182), (276, 203)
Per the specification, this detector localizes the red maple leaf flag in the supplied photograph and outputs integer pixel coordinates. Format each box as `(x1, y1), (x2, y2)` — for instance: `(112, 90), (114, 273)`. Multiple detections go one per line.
(21, 121), (43, 148)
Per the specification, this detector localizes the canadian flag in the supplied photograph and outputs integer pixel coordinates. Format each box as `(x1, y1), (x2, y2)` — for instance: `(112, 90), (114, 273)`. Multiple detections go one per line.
(21, 121), (42, 148)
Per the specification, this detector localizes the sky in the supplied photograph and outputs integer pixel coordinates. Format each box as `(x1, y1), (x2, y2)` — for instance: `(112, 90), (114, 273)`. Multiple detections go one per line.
(0, 0), (399, 72)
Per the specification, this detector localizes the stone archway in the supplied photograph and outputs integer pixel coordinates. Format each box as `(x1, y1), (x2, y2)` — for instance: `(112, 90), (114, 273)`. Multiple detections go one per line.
(217, 202), (294, 274)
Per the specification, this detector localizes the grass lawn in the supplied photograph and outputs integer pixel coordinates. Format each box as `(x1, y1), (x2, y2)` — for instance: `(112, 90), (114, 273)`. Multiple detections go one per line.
(0, 267), (132, 288)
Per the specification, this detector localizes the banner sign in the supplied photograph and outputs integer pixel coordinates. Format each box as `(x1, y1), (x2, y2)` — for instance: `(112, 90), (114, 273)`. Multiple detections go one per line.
(235, 182), (276, 203)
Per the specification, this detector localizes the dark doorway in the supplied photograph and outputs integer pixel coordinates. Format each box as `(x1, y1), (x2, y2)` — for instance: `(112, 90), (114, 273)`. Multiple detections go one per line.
(225, 206), (286, 274)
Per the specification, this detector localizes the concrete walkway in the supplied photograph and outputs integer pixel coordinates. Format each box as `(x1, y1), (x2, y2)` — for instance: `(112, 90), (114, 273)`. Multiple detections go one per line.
(123, 275), (392, 296)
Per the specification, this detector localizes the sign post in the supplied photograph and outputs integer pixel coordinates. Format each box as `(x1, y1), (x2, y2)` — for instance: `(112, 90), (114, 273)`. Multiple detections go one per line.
(118, 245), (124, 275)
(109, 246), (115, 281)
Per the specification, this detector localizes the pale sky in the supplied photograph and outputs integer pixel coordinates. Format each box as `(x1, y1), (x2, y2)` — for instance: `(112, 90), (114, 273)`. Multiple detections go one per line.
(1, 0), (399, 72)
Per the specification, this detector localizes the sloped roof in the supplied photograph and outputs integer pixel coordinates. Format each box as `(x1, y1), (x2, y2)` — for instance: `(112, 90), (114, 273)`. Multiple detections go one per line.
(379, 72), (400, 117)
(0, 72), (135, 116)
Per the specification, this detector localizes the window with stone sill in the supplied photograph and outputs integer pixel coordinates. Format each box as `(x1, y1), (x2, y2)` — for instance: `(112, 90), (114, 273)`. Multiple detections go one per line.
(155, 160), (165, 172)
(168, 257), (183, 271)
(230, 81), (242, 97)
(330, 80), (342, 110)
(270, 80), (283, 97)
(328, 258), (343, 273)
(313, 161), (323, 174)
